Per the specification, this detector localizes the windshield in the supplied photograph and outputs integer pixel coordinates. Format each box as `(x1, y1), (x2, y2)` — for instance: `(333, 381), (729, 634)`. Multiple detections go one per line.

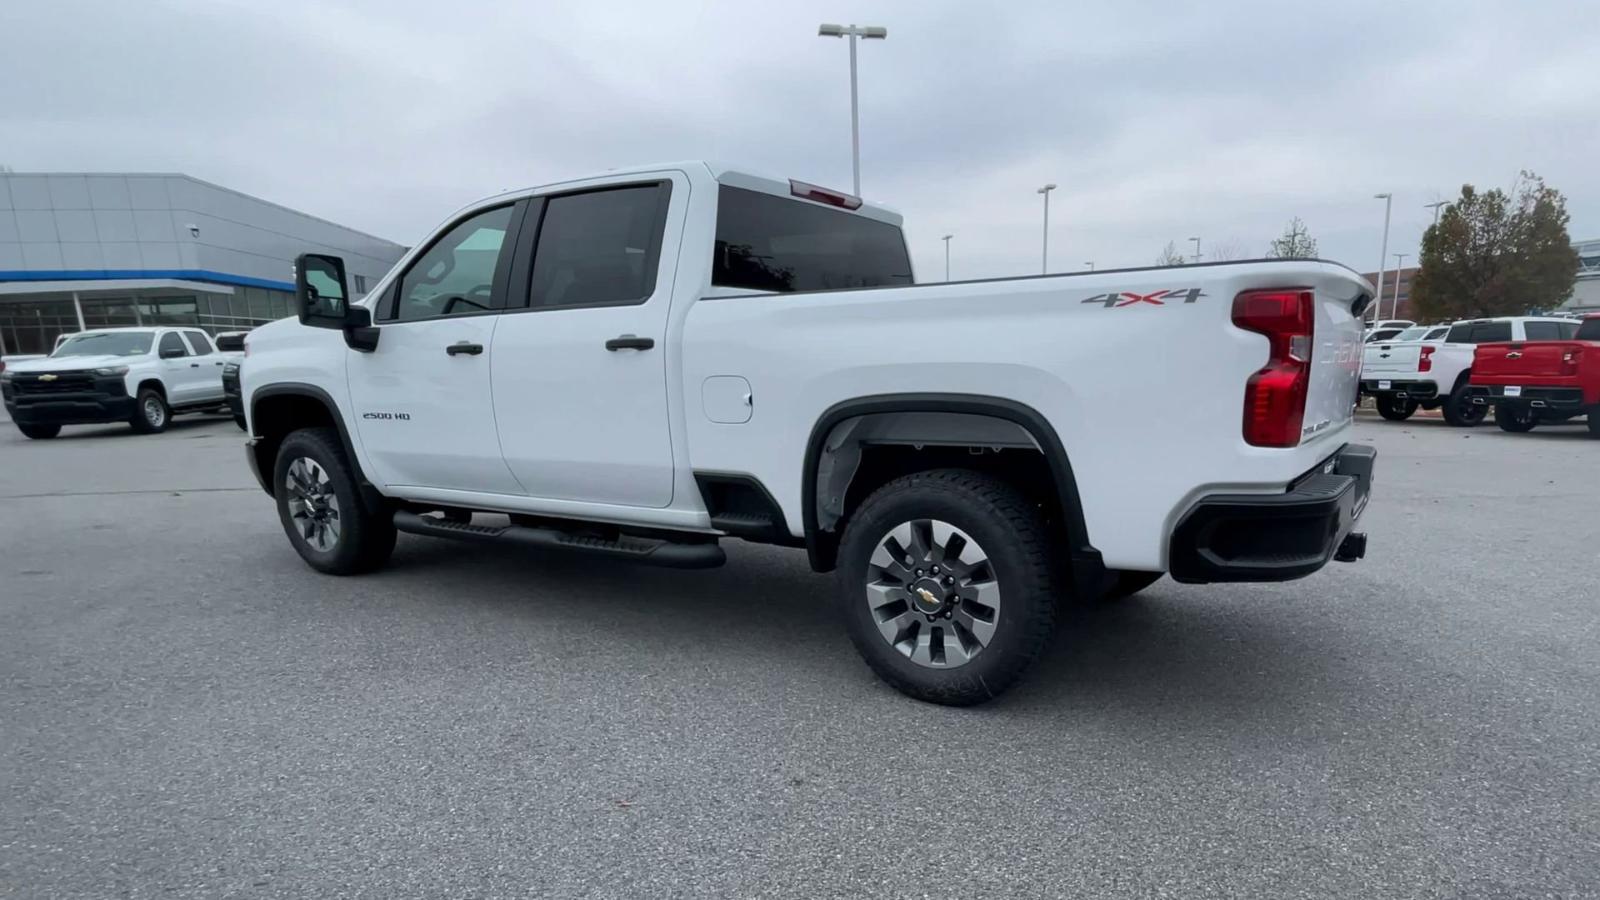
(50, 331), (155, 358)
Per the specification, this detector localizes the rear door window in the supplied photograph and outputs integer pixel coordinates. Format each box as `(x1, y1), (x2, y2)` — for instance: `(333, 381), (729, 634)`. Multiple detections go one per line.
(183, 331), (213, 355)
(713, 186), (913, 293)
(525, 183), (670, 309)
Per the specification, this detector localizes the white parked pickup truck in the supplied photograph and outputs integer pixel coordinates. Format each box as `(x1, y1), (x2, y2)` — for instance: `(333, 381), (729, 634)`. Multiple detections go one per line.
(239, 162), (1377, 705)
(2, 326), (239, 439)
(1360, 316), (1581, 425)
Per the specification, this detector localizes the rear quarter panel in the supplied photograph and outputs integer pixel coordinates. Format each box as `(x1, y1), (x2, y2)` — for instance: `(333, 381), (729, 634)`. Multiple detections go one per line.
(681, 262), (1368, 570)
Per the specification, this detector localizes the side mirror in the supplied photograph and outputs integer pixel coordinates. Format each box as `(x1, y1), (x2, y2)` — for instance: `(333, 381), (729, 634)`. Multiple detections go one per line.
(159, 346), (186, 359)
(296, 253), (350, 328)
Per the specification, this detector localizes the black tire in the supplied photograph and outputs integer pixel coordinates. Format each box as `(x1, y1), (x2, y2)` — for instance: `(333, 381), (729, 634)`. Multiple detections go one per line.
(16, 422), (61, 440)
(836, 468), (1058, 706)
(1441, 380), (1486, 427)
(1375, 395), (1418, 421)
(1588, 409), (1600, 439)
(1496, 405), (1538, 433)
(233, 414), (247, 431)
(273, 427), (396, 575)
(1102, 570), (1163, 602)
(129, 387), (169, 434)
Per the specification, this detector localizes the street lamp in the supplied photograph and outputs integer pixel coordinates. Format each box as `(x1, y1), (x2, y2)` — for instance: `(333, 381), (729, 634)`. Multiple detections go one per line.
(1084, 261), (1094, 271)
(1188, 236), (1201, 264)
(1424, 201), (1447, 227)
(1036, 183), (1057, 274)
(817, 23), (888, 197)
(1392, 252), (1409, 320)
(942, 234), (953, 282)
(1373, 193), (1393, 324)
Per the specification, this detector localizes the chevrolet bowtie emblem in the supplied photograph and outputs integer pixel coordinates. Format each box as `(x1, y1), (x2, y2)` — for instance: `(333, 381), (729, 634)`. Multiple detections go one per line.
(915, 587), (939, 605)
(39, 374), (58, 381)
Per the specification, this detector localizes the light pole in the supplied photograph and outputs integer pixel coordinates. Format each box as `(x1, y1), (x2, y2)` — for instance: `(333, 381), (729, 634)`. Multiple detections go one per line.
(817, 23), (887, 197)
(1188, 236), (1201, 263)
(1392, 252), (1409, 320)
(1372, 193), (1392, 324)
(942, 234), (953, 282)
(1425, 201), (1447, 227)
(1037, 183), (1057, 274)
(1084, 261), (1094, 271)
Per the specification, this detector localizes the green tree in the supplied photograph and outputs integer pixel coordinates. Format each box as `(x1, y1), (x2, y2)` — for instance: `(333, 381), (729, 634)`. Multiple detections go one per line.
(1267, 217), (1318, 259)
(1411, 172), (1579, 320)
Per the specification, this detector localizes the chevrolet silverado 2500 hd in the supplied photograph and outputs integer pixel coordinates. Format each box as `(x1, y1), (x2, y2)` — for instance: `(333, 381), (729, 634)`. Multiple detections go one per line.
(240, 162), (1376, 705)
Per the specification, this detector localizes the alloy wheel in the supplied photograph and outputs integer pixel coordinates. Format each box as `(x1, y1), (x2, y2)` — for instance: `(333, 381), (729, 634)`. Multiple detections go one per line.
(864, 519), (1001, 668)
(284, 456), (341, 552)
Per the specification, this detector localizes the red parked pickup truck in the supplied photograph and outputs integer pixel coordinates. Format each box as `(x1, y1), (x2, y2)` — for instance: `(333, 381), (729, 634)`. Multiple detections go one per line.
(1467, 315), (1600, 435)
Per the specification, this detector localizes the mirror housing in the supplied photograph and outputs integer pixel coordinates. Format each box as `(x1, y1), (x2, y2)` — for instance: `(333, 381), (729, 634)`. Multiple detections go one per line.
(295, 253), (350, 328)
(295, 252), (380, 352)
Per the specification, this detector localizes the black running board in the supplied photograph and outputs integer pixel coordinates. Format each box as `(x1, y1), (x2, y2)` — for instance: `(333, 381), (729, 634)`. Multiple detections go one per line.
(392, 511), (725, 569)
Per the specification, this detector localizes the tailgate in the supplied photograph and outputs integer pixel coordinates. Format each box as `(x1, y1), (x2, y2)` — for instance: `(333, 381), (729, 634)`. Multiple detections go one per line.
(1473, 341), (1581, 380)
(1362, 341), (1425, 376)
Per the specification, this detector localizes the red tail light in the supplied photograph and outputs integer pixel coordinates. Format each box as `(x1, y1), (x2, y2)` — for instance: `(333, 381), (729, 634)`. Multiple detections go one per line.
(1418, 345), (1434, 373)
(1234, 289), (1314, 448)
(1563, 348), (1580, 376)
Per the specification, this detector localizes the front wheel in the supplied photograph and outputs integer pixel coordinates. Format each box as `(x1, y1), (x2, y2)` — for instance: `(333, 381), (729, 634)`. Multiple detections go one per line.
(1496, 405), (1538, 433)
(1375, 395), (1418, 421)
(16, 422), (62, 440)
(837, 469), (1058, 706)
(129, 388), (169, 434)
(1442, 382), (1487, 427)
(274, 427), (396, 575)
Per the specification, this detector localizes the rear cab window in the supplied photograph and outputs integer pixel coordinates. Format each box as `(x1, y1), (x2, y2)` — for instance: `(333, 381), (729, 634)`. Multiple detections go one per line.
(712, 186), (913, 293)
(183, 331), (213, 355)
(1445, 321), (1512, 344)
(1577, 319), (1600, 341)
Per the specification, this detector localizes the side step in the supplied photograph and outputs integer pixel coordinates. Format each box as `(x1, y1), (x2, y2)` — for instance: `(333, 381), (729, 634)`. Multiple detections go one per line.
(392, 511), (726, 569)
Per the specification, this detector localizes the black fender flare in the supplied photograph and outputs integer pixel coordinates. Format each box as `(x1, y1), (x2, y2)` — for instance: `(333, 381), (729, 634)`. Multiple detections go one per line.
(249, 382), (385, 514)
(800, 393), (1103, 594)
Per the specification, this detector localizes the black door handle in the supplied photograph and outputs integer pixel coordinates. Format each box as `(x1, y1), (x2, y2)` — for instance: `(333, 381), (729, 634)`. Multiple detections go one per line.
(605, 335), (655, 351)
(190, 363), (200, 368)
(446, 342), (484, 356)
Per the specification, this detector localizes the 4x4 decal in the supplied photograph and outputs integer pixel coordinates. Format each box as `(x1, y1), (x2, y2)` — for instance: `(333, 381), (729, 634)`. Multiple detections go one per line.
(1081, 288), (1205, 308)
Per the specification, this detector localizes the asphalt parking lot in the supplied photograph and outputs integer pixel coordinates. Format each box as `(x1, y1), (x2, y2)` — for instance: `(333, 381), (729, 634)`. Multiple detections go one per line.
(3, 411), (1598, 899)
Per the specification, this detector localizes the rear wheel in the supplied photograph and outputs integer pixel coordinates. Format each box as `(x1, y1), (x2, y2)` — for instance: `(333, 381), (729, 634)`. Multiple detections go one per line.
(16, 422), (61, 440)
(837, 469), (1058, 706)
(274, 427), (396, 575)
(1375, 395), (1418, 421)
(1442, 381), (1486, 427)
(1496, 405), (1538, 433)
(1587, 409), (1600, 439)
(129, 388), (169, 434)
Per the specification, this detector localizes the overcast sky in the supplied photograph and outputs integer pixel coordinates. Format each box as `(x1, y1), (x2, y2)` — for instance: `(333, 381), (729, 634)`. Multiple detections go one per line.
(3, 0), (1596, 281)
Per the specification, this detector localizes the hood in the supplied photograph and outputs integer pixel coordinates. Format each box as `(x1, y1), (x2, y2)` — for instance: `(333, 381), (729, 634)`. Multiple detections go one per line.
(6, 354), (138, 373)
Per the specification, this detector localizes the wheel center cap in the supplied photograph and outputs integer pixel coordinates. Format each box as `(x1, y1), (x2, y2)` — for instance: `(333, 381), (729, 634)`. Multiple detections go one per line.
(910, 579), (948, 614)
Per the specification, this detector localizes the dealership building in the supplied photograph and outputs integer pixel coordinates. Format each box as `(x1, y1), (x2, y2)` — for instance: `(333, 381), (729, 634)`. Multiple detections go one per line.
(0, 173), (405, 355)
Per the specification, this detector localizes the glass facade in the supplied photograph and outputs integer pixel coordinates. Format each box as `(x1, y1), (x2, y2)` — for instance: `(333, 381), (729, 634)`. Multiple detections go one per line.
(0, 288), (294, 356)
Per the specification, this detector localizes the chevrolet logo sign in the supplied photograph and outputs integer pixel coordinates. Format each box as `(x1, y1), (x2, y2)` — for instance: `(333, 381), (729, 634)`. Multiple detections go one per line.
(38, 374), (58, 381)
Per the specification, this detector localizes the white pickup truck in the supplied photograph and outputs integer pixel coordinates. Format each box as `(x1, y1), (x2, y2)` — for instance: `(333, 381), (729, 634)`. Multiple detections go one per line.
(1360, 316), (1582, 424)
(2, 326), (239, 439)
(239, 162), (1376, 705)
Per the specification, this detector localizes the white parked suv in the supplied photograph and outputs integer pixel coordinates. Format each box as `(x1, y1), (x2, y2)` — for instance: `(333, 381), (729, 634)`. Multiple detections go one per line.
(2, 327), (239, 439)
(239, 161), (1378, 705)
(1361, 316), (1582, 424)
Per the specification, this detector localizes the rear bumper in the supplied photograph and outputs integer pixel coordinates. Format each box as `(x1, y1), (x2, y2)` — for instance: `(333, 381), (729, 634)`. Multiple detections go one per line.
(1467, 385), (1588, 410)
(1169, 443), (1375, 584)
(1361, 379), (1438, 399)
